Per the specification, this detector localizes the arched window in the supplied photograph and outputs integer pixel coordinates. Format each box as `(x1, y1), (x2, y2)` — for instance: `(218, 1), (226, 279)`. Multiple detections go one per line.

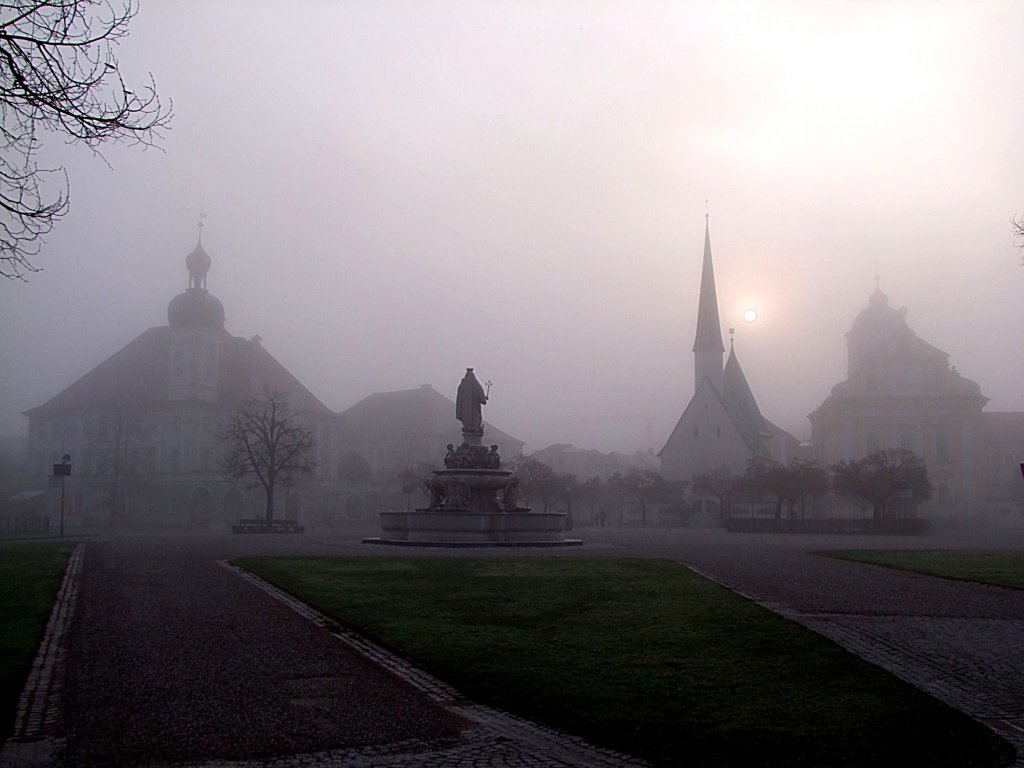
(935, 433), (950, 463)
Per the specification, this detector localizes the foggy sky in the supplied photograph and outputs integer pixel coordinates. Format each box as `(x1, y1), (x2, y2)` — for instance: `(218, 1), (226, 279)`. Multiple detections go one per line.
(2, 1), (1023, 454)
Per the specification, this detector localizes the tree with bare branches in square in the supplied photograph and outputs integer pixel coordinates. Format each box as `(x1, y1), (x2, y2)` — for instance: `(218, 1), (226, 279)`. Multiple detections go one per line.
(221, 388), (316, 522)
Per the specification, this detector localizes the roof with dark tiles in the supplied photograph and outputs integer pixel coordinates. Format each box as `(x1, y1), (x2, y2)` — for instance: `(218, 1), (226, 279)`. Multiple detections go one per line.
(25, 327), (335, 417)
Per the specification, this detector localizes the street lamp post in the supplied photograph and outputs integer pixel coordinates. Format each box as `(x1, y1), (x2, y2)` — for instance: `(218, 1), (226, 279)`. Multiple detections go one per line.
(52, 454), (71, 537)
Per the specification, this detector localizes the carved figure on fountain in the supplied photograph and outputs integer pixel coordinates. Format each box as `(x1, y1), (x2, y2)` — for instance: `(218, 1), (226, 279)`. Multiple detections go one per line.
(425, 476), (446, 507)
(443, 441), (499, 470)
(502, 477), (522, 512)
(443, 480), (471, 509)
(485, 445), (501, 469)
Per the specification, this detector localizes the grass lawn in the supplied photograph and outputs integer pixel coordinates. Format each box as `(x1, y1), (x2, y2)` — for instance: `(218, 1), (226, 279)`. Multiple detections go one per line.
(0, 541), (71, 742)
(237, 557), (1013, 768)
(823, 549), (1024, 590)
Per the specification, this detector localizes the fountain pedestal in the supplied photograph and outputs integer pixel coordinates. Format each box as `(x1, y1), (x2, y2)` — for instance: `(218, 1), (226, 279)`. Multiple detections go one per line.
(367, 446), (580, 547)
(364, 369), (581, 547)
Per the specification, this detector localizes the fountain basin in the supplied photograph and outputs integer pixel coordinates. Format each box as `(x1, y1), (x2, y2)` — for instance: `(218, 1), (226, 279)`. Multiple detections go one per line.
(368, 508), (581, 547)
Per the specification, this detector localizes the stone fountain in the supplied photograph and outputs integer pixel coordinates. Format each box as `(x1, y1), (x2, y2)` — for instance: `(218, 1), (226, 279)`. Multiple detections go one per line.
(366, 369), (580, 546)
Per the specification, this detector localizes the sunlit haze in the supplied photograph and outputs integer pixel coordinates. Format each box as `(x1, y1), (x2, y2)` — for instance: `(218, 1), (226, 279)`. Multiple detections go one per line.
(2, 1), (1022, 453)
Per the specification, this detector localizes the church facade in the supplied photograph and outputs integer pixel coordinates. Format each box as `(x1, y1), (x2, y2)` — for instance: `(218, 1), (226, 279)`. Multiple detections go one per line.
(660, 218), (797, 487)
(809, 285), (1024, 523)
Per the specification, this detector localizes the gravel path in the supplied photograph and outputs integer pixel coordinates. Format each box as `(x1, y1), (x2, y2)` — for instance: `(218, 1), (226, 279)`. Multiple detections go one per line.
(61, 536), (467, 766)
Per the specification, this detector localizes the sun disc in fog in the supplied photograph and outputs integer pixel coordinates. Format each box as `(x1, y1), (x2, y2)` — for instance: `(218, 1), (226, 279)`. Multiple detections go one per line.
(743, 309), (758, 323)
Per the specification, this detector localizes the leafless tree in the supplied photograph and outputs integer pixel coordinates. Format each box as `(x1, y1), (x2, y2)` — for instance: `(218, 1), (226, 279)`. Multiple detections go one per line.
(512, 455), (561, 512)
(610, 467), (667, 526)
(691, 467), (735, 521)
(1, 0), (171, 279)
(90, 406), (150, 523)
(222, 389), (316, 522)
(1014, 214), (1024, 262)
(742, 459), (830, 522)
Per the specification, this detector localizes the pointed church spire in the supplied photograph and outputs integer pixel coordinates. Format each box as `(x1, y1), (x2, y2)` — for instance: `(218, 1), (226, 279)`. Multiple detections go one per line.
(722, 338), (770, 457)
(693, 213), (725, 393)
(723, 340), (764, 427)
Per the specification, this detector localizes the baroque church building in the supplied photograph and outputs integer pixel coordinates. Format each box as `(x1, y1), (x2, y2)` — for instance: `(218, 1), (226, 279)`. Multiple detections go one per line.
(22, 233), (345, 529)
(809, 284), (1024, 523)
(660, 218), (797, 487)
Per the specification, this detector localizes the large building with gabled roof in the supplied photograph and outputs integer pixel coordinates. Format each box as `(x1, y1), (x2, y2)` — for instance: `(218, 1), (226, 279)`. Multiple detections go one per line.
(21, 232), (344, 529)
(659, 217), (797, 488)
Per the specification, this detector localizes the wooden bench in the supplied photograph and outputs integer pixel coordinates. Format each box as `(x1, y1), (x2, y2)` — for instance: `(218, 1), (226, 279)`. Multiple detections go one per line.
(232, 518), (305, 534)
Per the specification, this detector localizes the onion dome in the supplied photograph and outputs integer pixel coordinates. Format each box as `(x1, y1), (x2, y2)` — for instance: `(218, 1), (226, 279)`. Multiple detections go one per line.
(186, 241), (212, 281)
(168, 288), (225, 330)
(850, 285), (906, 339)
(167, 228), (225, 330)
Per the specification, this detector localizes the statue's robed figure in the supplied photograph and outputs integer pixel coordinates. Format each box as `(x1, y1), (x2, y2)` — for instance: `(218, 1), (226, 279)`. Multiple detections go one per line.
(456, 368), (487, 434)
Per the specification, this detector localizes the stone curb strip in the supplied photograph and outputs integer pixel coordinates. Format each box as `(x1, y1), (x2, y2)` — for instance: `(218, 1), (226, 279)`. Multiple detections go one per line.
(221, 561), (649, 768)
(1, 543), (84, 768)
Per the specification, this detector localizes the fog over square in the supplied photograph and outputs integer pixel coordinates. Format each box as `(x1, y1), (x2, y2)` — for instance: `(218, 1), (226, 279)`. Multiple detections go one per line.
(2, 1), (1022, 453)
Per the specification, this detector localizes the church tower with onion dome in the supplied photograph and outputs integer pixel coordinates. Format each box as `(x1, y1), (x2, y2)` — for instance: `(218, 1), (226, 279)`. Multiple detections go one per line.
(167, 223), (226, 402)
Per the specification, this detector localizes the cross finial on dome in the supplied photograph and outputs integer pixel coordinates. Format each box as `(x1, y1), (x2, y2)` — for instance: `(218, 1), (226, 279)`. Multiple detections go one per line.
(186, 216), (212, 290)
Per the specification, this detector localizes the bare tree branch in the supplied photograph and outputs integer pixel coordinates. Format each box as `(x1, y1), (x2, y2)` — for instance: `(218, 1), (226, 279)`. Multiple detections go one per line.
(0, 0), (172, 279)
(1014, 213), (1024, 264)
(221, 387), (317, 521)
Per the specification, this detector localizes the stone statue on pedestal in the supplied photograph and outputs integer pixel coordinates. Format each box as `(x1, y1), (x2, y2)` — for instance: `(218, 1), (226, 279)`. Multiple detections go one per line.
(456, 368), (487, 441)
(369, 366), (575, 545)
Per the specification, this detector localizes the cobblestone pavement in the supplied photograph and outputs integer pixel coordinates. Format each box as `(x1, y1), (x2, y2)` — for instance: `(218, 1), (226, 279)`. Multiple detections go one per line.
(6, 527), (1024, 767)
